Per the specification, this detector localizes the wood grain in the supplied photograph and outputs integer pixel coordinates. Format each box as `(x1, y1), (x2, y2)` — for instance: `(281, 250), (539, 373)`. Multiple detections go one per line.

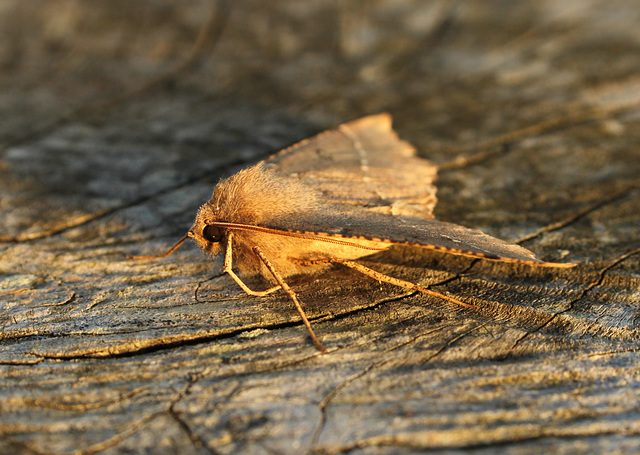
(1, 1), (640, 454)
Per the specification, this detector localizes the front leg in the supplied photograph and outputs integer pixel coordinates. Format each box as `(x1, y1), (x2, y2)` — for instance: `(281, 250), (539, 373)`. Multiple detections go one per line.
(223, 231), (281, 297)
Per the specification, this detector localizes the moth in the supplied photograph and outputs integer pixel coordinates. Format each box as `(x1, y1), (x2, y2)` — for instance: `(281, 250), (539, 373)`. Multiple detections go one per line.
(130, 114), (574, 351)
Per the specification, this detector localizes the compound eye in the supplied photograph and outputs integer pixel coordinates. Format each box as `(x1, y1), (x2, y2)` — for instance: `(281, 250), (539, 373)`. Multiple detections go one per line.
(202, 225), (224, 243)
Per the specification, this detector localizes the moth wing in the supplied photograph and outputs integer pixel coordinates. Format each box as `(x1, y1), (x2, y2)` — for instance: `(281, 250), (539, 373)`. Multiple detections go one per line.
(262, 113), (438, 219)
(262, 206), (555, 265)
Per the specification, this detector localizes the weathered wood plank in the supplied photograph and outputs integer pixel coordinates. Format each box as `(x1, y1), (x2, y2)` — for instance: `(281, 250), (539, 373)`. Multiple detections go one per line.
(2, 1), (640, 454)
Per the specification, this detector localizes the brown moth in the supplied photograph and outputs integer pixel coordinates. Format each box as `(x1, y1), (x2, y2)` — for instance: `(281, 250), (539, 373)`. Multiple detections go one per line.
(130, 114), (575, 351)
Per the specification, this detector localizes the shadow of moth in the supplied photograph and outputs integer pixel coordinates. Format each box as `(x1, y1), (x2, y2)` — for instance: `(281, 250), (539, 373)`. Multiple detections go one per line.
(130, 114), (575, 351)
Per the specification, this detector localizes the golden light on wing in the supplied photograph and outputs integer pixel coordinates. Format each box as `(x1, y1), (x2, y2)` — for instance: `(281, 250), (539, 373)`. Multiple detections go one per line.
(188, 114), (575, 278)
(264, 114), (438, 219)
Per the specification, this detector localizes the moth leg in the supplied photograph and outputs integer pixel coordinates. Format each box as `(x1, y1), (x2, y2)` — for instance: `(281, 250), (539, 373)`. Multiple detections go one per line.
(332, 259), (476, 309)
(223, 232), (281, 297)
(252, 246), (326, 352)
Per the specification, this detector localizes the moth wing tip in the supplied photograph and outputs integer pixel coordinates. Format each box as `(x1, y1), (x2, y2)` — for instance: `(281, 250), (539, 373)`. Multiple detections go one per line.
(352, 112), (393, 129)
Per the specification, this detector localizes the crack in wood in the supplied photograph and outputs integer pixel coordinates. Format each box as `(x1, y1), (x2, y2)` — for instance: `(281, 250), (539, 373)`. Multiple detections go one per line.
(167, 370), (223, 455)
(0, 0), (230, 159)
(440, 89), (640, 171)
(506, 247), (640, 354)
(39, 292), (76, 308)
(307, 323), (474, 453)
(518, 184), (640, 244)
(0, 164), (234, 243)
(19, 386), (152, 412)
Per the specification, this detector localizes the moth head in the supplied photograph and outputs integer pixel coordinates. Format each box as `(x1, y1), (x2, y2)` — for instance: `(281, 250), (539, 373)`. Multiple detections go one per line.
(188, 203), (226, 256)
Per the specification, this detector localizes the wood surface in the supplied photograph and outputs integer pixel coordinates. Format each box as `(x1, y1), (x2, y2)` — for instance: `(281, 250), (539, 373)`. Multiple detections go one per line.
(1, 1), (640, 454)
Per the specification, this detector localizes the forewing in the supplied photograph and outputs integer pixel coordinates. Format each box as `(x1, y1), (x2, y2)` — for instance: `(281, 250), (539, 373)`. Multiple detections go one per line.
(246, 114), (570, 266)
(261, 206), (549, 264)
(262, 113), (438, 219)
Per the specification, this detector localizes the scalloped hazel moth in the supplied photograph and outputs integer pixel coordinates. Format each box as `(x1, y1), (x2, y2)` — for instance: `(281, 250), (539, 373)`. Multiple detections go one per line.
(130, 114), (574, 351)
